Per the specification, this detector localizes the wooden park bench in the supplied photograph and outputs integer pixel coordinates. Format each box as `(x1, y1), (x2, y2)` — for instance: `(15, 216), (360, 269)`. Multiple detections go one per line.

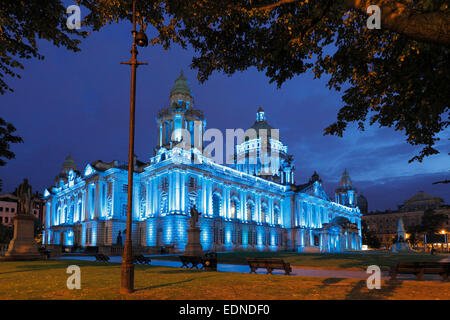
(247, 258), (292, 275)
(133, 254), (152, 265)
(389, 262), (450, 281)
(39, 248), (51, 260)
(179, 255), (204, 269)
(94, 253), (110, 262)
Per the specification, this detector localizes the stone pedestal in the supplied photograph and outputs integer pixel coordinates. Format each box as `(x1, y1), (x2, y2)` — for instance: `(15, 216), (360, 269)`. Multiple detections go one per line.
(391, 241), (412, 253)
(4, 214), (41, 260)
(184, 227), (203, 256)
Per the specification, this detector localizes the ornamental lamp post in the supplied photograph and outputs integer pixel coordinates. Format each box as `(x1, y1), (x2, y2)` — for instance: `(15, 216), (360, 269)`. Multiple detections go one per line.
(120, 0), (148, 294)
(441, 230), (448, 253)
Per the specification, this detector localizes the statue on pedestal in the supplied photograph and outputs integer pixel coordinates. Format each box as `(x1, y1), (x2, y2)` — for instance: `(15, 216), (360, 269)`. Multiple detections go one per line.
(17, 179), (33, 215)
(4, 179), (41, 260)
(190, 205), (200, 228)
(116, 231), (123, 246)
(184, 205), (203, 256)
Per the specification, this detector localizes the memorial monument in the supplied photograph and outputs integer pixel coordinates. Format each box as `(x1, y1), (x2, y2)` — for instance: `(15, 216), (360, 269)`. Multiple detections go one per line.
(4, 179), (41, 260)
(391, 218), (412, 253)
(184, 205), (203, 256)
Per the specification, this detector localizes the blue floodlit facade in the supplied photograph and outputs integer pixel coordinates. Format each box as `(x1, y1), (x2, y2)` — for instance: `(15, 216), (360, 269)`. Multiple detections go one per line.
(43, 72), (362, 253)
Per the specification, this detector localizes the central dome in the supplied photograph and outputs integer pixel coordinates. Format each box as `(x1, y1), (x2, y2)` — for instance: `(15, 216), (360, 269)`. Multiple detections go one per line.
(169, 70), (193, 107)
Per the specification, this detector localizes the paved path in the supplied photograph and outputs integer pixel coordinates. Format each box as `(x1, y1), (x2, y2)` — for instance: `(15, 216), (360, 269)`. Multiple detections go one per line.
(55, 255), (442, 281)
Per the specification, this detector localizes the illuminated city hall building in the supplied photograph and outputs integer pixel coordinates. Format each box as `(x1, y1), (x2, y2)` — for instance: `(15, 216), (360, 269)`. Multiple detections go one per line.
(43, 72), (362, 253)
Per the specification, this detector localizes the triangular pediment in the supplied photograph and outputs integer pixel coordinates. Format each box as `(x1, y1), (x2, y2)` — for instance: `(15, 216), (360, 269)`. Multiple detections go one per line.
(84, 164), (96, 177)
(299, 181), (330, 201)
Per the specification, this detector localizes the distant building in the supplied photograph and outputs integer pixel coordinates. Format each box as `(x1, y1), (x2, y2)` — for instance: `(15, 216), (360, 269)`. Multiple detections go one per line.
(399, 191), (444, 212)
(363, 191), (450, 248)
(0, 193), (43, 227)
(0, 194), (17, 226)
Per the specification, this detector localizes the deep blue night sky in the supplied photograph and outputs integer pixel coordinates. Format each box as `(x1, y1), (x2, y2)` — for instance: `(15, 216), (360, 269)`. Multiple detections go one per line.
(0, 21), (448, 211)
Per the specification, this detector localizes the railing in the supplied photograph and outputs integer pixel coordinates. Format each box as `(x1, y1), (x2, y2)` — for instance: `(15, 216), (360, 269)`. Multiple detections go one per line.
(45, 245), (62, 257)
(98, 245), (124, 256)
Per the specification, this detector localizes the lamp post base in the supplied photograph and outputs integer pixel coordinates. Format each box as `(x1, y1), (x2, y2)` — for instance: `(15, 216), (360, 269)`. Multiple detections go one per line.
(120, 262), (135, 294)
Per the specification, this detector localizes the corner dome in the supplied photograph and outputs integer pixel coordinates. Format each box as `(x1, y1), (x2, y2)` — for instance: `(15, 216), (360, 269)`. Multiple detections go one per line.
(340, 169), (352, 189)
(62, 154), (76, 173)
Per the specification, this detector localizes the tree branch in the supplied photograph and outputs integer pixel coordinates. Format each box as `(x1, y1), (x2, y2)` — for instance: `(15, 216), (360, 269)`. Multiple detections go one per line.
(245, 0), (450, 45)
(345, 0), (450, 46)
(255, 0), (299, 11)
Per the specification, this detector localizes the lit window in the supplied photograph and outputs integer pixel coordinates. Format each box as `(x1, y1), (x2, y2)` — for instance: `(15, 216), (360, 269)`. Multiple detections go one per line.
(230, 198), (238, 219)
(212, 194), (221, 217)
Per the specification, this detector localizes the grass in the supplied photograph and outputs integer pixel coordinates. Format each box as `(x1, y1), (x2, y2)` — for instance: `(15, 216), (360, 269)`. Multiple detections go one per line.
(0, 259), (449, 300)
(151, 251), (446, 271)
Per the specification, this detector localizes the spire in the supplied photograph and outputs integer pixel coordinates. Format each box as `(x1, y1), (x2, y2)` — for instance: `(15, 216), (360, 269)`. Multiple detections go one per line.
(169, 70), (193, 107)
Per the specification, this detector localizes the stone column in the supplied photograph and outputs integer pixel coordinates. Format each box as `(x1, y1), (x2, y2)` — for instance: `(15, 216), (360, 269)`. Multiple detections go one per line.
(225, 185), (231, 219)
(152, 176), (158, 216)
(201, 176), (207, 215)
(180, 171), (186, 213)
(83, 188), (89, 221)
(168, 170), (175, 213)
(256, 193), (261, 223)
(207, 178), (213, 217)
(269, 197), (274, 225)
(239, 188), (245, 221)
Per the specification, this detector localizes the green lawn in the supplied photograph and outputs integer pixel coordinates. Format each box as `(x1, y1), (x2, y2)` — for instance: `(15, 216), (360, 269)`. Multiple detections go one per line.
(0, 259), (449, 300)
(153, 251), (445, 270)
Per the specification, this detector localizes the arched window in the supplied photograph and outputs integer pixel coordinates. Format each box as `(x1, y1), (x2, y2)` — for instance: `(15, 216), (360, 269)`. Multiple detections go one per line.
(77, 201), (82, 221)
(63, 206), (67, 224)
(188, 177), (196, 189)
(188, 192), (197, 213)
(212, 193), (222, 217)
(56, 207), (61, 225)
(230, 197), (239, 219)
(69, 204), (74, 223)
(274, 206), (280, 225)
(247, 201), (255, 221)
(160, 191), (168, 215)
(160, 177), (168, 191)
(261, 203), (269, 224)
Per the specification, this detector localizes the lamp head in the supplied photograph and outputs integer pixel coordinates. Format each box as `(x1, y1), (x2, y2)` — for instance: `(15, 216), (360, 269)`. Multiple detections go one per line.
(136, 30), (148, 47)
